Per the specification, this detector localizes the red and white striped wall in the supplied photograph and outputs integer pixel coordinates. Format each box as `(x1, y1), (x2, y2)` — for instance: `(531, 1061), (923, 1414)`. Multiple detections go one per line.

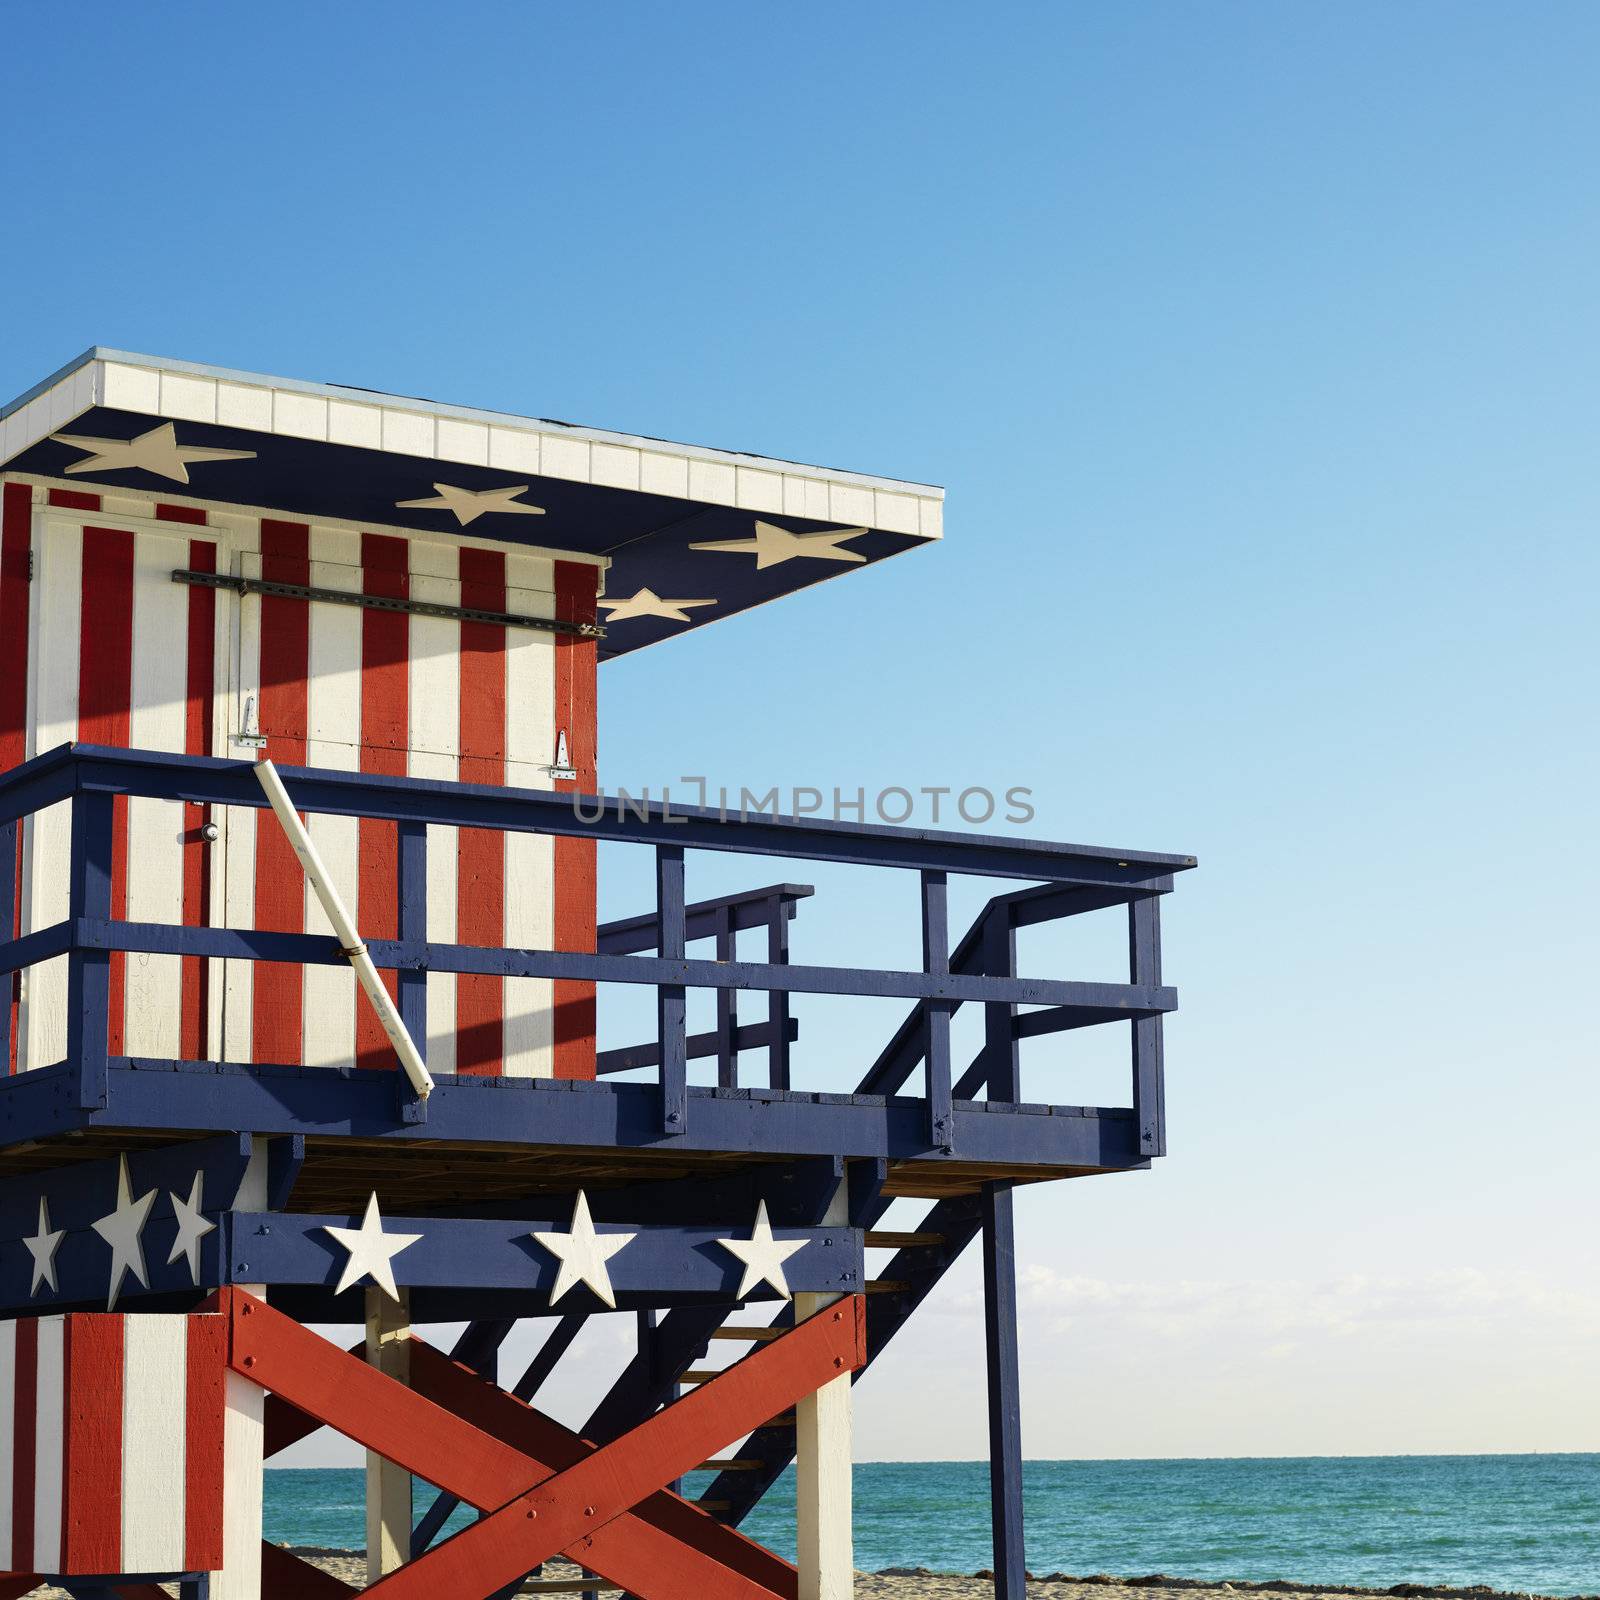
(0, 479), (600, 1080)
(0, 1312), (225, 1577)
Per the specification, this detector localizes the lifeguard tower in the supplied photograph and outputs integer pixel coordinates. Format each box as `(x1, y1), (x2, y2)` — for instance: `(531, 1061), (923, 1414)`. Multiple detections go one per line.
(0, 350), (1193, 1600)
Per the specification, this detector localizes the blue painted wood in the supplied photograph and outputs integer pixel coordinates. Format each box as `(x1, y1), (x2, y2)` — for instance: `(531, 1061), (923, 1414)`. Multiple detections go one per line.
(1129, 896), (1166, 1158)
(0, 1131), (255, 1238)
(0, 919), (74, 976)
(396, 819), (429, 1124)
(656, 846), (687, 1136)
(0, 817), (14, 1071)
(983, 906), (1020, 1104)
(597, 882), (810, 955)
(715, 904), (737, 1090)
(982, 1182), (1026, 1600)
(69, 918), (1177, 1017)
(921, 871), (953, 1153)
(7, 744), (1194, 887)
(766, 890), (791, 1092)
(76, 1061), (1147, 1169)
(595, 1017), (798, 1076)
(218, 1210), (861, 1300)
(582, 1157), (844, 1446)
(266, 1134), (305, 1211)
(67, 792), (114, 1111)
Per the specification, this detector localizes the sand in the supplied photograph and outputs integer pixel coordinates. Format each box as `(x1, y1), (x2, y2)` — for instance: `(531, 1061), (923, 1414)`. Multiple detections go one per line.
(263, 1553), (1600, 1600)
(23, 1554), (1594, 1598)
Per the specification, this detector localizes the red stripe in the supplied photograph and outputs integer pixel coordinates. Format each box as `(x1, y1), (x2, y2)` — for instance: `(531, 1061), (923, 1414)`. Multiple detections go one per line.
(61, 1313), (123, 1573)
(457, 547), (507, 1076)
(184, 1314), (227, 1570)
(46, 488), (99, 512)
(552, 562), (598, 1080)
(155, 503), (207, 526)
(78, 527), (134, 1057)
(12, 1319), (36, 1565)
(178, 535), (217, 1060)
(1, 484), (31, 1074)
(356, 533), (408, 1070)
(252, 520), (311, 1064)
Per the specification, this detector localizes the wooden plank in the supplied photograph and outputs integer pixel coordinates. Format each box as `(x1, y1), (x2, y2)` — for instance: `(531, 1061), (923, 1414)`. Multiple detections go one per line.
(658, 846), (687, 1136)
(405, 1339), (797, 1598)
(350, 1302), (865, 1600)
(982, 1183), (1025, 1600)
(214, 1144), (268, 1600)
(365, 1289), (412, 1584)
(795, 1182), (853, 1600)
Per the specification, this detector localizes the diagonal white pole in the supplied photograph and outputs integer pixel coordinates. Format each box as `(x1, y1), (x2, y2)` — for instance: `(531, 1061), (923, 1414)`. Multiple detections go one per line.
(253, 759), (434, 1100)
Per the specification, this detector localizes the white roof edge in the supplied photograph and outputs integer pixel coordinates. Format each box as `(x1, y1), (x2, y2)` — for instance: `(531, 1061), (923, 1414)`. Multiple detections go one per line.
(2, 347), (945, 501)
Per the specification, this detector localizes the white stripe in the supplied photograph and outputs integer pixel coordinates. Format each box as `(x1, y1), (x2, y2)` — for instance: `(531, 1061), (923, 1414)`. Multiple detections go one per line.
(302, 545), (363, 1071)
(22, 519), (82, 1075)
(504, 565), (558, 1077)
(221, 543), (263, 1063)
(121, 1316), (188, 1572)
(33, 1316), (64, 1574)
(409, 565), (461, 1076)
(0, 1321), (15, 1570)
(125, 527), (191, 1058)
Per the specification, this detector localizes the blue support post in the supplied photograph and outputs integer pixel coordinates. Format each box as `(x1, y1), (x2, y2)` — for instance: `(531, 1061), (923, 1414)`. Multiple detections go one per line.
(983, 904), (1020, 1103)
(982, 1180), (1026, 1600)
(396, 819), (428, 1125)
(715, 904), (737, 1089)
(1129, 896), (1166, 1157)
(922, 870), (953, 1152)
(68, 791), (115, 1111)
(657, 845), (687, 1135)
(766, 891), (791, 1091)
(0, 816), (15, 1071)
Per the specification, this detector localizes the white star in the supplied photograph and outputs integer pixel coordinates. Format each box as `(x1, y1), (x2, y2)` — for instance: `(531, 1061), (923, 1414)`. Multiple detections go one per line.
(52, 422), (255, 485)
(394, 482), (547, 527)
(531, 1191), (634, 1308)
(597, 587), (717, 624)
(166, 1171), (216, 1286)
(91, 1155), (158, 1310)
(23, 1196), (65, 1298)
(322, 1192), (422, 1302)
(716, 1201), (809, 1301)
(689, 521), (868, 570)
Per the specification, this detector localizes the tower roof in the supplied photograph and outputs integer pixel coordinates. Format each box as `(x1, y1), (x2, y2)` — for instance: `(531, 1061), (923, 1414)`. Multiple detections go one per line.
(0, 348), (943, 658)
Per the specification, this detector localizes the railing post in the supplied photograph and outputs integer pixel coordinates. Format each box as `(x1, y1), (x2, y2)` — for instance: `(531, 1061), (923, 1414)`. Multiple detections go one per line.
(0, 815), (16, 1073)
(921, 870), (953, 1153)
(68, 790), (115, 1111)
(766, 890), (791, 1092)
(396, 821), (428, 1123)
(1129, 895), (1166, 1158)
(657, 845), (687, 1136)
(983, 903), (1020, 1104)
(715, 903), (738, 1089)
(982, 1179), (1026, 1600)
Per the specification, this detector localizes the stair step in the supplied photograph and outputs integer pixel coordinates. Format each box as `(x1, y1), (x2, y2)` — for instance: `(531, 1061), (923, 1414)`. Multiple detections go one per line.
(865, 1231), (949, 1249)
(699, 1458), (762, 1472)
(520, 1582), (621, 1595)
(866, 1279), (913, 1294)
(710, 1325), (785, 1342)
(700, 1500), (732, 1512)
(681, 1369), (725, 1382)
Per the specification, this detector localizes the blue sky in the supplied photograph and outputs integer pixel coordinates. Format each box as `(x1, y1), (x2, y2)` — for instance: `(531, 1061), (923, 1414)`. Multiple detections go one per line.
(3, 3), (1597, 1459)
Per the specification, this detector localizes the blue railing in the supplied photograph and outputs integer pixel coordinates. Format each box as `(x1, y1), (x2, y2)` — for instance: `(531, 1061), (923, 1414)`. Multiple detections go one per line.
(0, 744), (1190, 1153)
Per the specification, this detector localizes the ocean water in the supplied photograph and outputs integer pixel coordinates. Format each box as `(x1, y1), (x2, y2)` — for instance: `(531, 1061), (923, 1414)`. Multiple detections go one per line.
(266, 1454), (1600, 1595)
